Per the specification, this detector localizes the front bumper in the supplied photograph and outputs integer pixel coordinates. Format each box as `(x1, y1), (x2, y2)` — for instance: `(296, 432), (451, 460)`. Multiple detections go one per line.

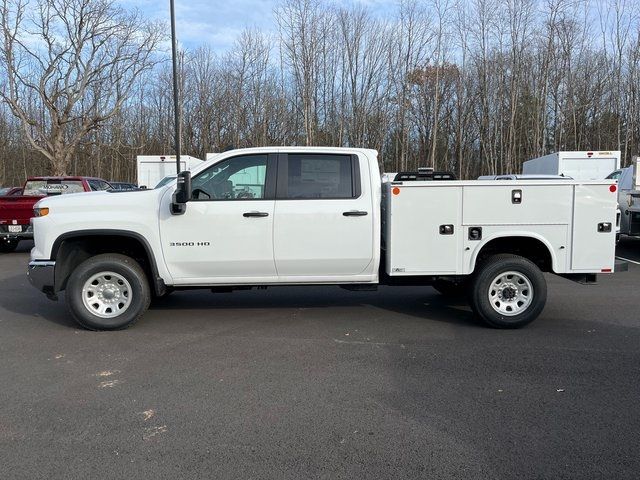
(27, 260), (57, 300)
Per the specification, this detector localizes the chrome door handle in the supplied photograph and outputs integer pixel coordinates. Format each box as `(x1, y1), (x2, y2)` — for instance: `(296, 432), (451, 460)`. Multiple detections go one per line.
(243, 211), (269, 217)
(343, 211), (368, 217)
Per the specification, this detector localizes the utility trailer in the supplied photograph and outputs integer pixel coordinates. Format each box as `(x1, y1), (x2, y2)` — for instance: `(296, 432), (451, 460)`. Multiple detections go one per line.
(522, 151), (621, 180)
(136, 155), (203, 189)
(28, 147), (625, 331)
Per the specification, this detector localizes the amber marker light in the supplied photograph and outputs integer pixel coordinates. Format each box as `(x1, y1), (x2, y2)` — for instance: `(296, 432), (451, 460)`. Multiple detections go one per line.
(33, 207), (49, 217)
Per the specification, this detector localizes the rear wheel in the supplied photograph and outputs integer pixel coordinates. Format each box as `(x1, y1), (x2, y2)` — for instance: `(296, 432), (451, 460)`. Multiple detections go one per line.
(470, 254), (547, 328)
(0, 238), (19, 253)
(66, 253), (151, 330)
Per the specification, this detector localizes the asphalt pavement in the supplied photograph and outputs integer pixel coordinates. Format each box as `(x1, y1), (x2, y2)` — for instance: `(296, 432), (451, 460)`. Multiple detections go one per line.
(1, 239), (639, 479)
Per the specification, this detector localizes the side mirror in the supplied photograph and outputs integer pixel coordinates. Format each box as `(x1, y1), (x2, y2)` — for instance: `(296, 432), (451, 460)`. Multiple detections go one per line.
(171, 171), (191, 215)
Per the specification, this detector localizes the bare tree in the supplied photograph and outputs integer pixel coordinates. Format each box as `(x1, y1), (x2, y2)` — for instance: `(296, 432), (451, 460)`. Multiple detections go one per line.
(0, 0), (163, 174)
(0, 0), (639, 185)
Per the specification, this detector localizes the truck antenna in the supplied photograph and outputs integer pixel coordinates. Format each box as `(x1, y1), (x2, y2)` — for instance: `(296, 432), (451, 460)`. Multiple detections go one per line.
(170, 0), (181, 176)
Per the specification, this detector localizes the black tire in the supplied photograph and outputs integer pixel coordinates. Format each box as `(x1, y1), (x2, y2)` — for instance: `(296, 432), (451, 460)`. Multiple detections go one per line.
(432, 279), (466, 297)
(66, 253), (151, 330)
(469, 254), (547, 329)
(0, 238), (19, 253)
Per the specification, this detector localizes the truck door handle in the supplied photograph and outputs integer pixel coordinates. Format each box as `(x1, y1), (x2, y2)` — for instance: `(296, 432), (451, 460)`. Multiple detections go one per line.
(243, 211), (269, 218)
(343, 210), (368, 216)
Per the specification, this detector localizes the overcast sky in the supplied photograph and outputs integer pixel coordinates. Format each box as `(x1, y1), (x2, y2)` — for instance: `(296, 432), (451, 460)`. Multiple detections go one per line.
(119, 0), (392, 52)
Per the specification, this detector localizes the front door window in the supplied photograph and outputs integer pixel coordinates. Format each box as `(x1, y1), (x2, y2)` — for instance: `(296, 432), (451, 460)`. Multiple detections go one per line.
(191, 155), (268, 200)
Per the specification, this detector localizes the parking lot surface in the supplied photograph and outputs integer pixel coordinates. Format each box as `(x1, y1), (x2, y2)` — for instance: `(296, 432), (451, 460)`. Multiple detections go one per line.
(1, 240), (639, 479)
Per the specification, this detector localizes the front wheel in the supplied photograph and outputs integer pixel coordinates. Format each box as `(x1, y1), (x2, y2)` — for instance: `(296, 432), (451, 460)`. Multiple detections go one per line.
(469, 254), (547, 329)
(66, 254), (151, 330)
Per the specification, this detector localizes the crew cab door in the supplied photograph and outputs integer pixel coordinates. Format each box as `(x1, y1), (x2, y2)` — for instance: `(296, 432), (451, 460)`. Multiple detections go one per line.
(273, 153), (375, 278)
(159, 153), (278, 283)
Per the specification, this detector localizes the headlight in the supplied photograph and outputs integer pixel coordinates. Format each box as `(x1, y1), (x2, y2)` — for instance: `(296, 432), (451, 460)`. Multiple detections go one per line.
(33, 207), (49, 217)
(628, 194), (634, 207)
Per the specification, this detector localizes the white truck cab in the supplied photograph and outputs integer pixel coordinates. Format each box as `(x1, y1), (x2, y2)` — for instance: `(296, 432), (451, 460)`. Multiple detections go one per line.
(28, 147), (625, 330)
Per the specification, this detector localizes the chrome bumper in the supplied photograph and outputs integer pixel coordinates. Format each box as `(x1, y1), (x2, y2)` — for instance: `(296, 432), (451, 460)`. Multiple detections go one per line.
(27, 260), (57, 300)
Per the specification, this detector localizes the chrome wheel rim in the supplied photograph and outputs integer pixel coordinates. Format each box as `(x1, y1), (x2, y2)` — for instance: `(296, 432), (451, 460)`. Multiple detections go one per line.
(82, 271), (132, 318)
(488, 271), (533, 316)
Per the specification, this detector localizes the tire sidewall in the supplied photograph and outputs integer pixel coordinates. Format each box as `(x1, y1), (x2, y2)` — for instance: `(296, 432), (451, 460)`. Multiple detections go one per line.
(471, 255), (547, 328)
(67, 255), (150, 330)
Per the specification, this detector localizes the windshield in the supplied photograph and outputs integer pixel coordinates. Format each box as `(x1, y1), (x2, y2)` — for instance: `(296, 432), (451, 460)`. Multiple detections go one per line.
(23, 180), (85, 196)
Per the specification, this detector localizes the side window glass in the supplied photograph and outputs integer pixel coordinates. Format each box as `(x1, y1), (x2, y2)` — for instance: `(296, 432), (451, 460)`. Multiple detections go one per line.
(191, 154), (268, 200)
(286, 154), (354, 199)
(89, 180), (110, 191)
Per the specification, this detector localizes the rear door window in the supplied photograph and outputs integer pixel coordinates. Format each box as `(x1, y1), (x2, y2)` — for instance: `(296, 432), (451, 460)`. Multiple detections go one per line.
(280, 154), (359, 199)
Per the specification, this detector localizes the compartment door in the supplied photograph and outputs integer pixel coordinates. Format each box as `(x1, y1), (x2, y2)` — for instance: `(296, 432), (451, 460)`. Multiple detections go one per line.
(571, 184), (617, 271)
(389, 186), (462, 274)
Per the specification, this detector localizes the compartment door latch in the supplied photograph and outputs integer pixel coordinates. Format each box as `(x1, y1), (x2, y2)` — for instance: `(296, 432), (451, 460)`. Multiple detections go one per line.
(439, 224), (454, 235)
(512, 189), (522, 204)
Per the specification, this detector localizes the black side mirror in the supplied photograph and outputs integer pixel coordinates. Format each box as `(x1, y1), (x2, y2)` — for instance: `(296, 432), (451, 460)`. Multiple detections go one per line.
(171, 171), (191, 215)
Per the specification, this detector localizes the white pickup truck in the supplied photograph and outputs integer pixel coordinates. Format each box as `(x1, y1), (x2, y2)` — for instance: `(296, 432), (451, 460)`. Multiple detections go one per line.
(27, 147), (624, 330)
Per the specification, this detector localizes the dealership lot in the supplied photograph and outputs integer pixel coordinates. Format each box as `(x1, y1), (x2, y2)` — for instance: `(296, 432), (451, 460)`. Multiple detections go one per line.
(1, 240), (639, 479)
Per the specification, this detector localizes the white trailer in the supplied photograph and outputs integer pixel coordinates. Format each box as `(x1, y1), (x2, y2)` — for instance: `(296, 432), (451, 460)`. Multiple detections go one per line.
(136, 155), (203, 189)
(522, 151), (621, 180)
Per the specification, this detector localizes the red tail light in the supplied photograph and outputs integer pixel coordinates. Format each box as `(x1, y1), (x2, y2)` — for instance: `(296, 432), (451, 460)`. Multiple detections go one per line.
(609, 185), (617, 193)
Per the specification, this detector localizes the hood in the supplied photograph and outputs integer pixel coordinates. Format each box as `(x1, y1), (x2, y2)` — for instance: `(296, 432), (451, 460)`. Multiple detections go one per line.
(36, 188), (165, 213)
